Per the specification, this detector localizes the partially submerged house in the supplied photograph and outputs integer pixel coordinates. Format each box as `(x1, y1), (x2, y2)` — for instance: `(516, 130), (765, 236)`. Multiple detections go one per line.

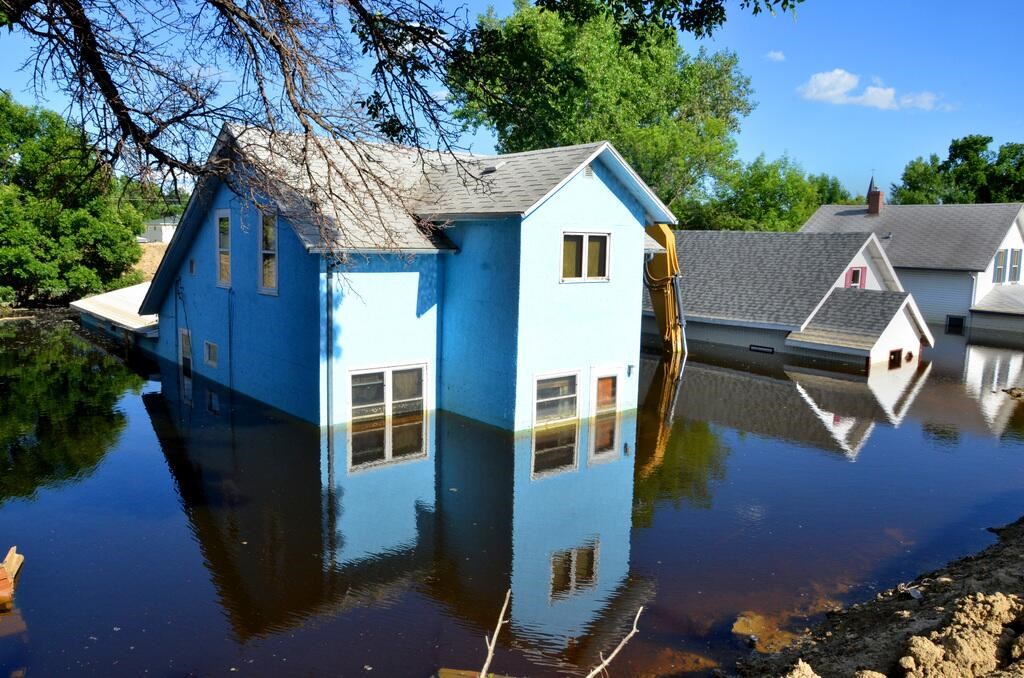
(137, 125), (676, 433)
(641, 230), (934, 371)
(71, 281), (158, 353)
(801, 184), (1024, 340)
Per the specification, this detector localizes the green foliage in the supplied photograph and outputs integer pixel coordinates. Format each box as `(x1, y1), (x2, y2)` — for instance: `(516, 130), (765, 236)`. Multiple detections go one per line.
(0, 92), (142, 305)
(0, 320), (144, 504)
(448, 0), (754, 210)
(114, 177), (189, 221)
(891, 135), (1024, 205)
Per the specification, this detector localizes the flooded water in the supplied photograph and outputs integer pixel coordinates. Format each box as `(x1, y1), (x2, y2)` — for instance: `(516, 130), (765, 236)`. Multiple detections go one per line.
(1, 318), (1023, 676)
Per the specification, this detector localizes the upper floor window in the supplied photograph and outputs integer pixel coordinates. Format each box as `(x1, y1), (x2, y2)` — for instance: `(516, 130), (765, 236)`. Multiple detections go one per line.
(1010, 249), (1022, 283)
(562, 233), (609, 282)
(844, 266), (867, 289)
(350, 365), (426, 470)
(216, 210), (231, 286)
(994, 249), (1008, 283)
(259, 212), (278, 293)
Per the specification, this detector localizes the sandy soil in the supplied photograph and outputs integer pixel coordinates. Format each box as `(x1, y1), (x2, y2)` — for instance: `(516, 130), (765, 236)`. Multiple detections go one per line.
(135, 242), (168, 281)
(739, 516), (1024, 677)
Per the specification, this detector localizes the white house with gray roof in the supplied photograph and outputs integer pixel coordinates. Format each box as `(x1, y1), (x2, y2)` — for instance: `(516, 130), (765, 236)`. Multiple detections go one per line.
(801, 186), (1024, 341)
(642, 230), (934, 371)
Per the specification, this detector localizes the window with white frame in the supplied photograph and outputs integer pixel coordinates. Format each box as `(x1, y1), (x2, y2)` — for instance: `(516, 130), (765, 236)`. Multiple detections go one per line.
(179, 328), (193, 405)
(550, 541), (598, 600)
(533, 374), (579, 476)
(216, 210), (231, 286)
(1011, 249), (1022, 283)
(561, 233), (609, 281)
(350, 365), (426, 469)
(204, 340), (218, 368)
(590, 374), (619, 459)
(259, 211), (278, 293)
(994, 249), (1008, 283)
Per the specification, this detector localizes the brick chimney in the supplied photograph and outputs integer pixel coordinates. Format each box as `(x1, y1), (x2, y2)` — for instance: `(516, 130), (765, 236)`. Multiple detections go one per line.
(867, 177), (884, 215)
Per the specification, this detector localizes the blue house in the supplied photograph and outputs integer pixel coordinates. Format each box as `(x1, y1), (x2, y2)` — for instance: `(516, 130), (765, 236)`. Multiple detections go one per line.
(139, 125), (675, 454)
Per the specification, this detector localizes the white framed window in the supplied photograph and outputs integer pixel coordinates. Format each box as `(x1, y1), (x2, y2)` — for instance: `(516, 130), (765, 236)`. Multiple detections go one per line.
(206, 390), (221, 415)
(215, 209), (231, 286)
(550, 541), (599, 601)
(178, 328), (193, 405)
(1010, 249), (1022, 283)
(203, 340), (218, 368)
(994, 249), (1008, 283)
(561, 233), (609, 282)
(259, 211), (278, 293)
(532, 372), (579, 477)
(349, 364), (427, 471)
(589, 369), (621, 462)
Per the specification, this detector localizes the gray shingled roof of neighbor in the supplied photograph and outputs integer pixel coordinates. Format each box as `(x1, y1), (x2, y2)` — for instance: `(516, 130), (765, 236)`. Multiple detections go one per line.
(786, 288), (910, 352)
(800, 203), (1024, 271)
(643, 233), (666, 253)
(643, 230), (873, 328)
(971, 285), (1024, 316)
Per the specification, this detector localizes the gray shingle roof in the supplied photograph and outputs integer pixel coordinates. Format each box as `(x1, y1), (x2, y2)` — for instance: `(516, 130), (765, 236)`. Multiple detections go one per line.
(971, 285), (1024, 316)
(642, 230), (872, 328)
(787, 288), (910, 351)
(801, 203), (1024, 271)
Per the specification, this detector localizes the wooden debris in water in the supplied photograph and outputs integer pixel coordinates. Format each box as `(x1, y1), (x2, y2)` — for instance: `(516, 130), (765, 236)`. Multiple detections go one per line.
(0, 546), (24, 611)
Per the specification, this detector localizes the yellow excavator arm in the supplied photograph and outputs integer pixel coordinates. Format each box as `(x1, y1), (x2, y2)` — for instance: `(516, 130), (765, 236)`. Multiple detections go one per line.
(644, 224), (686, 358)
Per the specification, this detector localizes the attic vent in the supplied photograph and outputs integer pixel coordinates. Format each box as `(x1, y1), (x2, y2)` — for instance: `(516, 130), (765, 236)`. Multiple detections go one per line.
(584, 163), (594, 177)
(481, 160), (507, 175)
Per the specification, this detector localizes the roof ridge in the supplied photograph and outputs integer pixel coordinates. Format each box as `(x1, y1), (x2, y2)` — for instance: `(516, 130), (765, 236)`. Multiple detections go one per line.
(493, 141), (607, 159)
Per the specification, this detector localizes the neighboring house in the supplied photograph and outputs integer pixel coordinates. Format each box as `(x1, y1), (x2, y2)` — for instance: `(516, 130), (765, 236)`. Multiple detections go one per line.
(137, 124), (676, 441)
(800, 184), (1024, 340)
(71, 281), (158, 354)
(142, 217), (179, 243)
(641, 230), (935, 371)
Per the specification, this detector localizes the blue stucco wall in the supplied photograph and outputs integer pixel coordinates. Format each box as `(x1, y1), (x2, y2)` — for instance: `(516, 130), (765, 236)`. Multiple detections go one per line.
(319, 253), (442, 427)
(438, 218), (522, 429)
(513, 155), (649, 430)
(155, 180), (321, 422)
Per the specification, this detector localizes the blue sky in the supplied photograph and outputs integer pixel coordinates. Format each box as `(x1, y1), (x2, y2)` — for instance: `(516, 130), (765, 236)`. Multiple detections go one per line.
(2, 0), (1022, 195)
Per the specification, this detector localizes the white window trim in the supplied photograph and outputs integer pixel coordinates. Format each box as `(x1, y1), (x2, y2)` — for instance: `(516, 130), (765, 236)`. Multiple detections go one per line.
(994, 249), (1008, 284)
(178, 328), (193, 405)
(531, 370), (581, 479)
(346, 362), (429, 473)
(203, 340), (218, 368)
(549, 540), (600, 602)
(215, 209), (231, 288)
(588, 366), (623, 464)
(258, 211), (279, 295)
(560, 232), (611, 283)
(1010, 249), (1022, 283)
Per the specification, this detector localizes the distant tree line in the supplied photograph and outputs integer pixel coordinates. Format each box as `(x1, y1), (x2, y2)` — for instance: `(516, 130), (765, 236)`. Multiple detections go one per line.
(891, 135), (1024, 205)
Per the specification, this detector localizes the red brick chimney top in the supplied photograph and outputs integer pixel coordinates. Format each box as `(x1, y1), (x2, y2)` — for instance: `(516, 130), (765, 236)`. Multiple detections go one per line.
(867, 184), (884, 216)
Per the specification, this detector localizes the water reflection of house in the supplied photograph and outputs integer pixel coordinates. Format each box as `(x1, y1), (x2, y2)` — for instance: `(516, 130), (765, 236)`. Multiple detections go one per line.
(909, 333), (1024, 438)
(649, 350), (930, 459)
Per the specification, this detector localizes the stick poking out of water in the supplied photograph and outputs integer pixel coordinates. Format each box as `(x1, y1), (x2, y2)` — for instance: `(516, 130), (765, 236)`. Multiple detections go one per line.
(479, 588), (511, 678)
(585, 606), (644, 678)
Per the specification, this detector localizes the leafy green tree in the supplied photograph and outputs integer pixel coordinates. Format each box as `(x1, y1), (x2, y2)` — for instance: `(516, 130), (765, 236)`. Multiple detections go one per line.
(0, 321), (144, 503)
(891, 135), (1024, 205)
(447, 0), (754, 212)
(0, 92), (142, 305)
(114, 177), (189, 221)
(808, 172), (856, 205)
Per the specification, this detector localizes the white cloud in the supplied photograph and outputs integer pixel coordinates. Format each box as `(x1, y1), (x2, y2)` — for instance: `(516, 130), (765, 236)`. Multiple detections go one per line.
(765, 50), (785, 62)
(798, 68), (941, 111)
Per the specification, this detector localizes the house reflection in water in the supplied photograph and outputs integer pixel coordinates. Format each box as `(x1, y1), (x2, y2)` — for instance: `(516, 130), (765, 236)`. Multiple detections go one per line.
(145, 359), (646, 671)
(638, 348), (932, 461)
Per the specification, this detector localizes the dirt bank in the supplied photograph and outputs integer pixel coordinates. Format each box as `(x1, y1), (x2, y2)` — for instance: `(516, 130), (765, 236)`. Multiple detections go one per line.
(739, 516), (1024, 677)
(135, 241), (168, 280)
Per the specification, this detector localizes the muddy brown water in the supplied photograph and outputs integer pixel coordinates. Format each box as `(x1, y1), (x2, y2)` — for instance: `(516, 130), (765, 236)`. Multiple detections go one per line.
(1, 321), (1023, 676)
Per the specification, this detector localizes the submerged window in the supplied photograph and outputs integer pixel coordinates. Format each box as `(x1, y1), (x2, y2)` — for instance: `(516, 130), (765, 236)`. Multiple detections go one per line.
(534, 374), (579, 476)
(203, 341), (218, 368)
(1011, 249), (1022, 282)
(591, 374), (619, 459)
(216, 210), (231, 286)
(551, 542), (598, 600)
(179, 329), (193, 405)
(561, 233), (609, 281)
(259, 211), (278, 293)
(946, 315), (966, 335)
(994, 249), (1008, 283)
(350, 366), (426, 470)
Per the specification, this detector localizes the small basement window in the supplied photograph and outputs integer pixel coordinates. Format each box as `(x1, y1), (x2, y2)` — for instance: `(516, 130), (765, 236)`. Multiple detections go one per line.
(204, 341), (218, 368)
(562, 233), (609, 282)
(945, 315), (966, 335)
(888, 349), (903, 370)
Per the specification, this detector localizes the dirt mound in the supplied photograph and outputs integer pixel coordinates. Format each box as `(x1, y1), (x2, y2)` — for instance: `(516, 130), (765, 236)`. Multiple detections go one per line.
(740, 516), (1024, 677)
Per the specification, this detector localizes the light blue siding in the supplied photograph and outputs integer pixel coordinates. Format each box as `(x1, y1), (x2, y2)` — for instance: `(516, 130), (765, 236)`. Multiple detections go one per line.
(155, 181), (320, 422)
(438, 218), (522, 429)
(514, 157), (648, 430)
